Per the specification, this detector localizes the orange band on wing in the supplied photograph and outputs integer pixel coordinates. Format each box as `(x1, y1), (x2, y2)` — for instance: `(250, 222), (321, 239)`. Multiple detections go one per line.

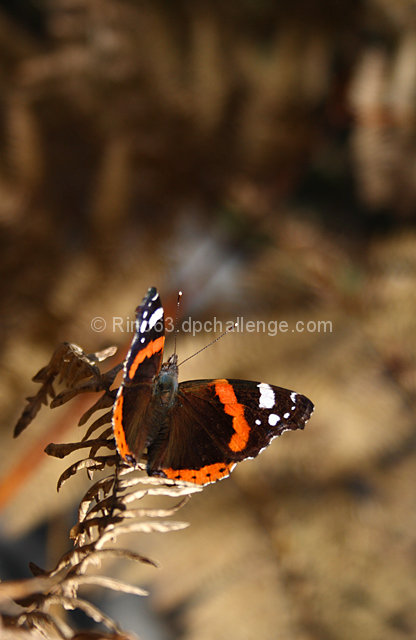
(214, 379), (250, 452)
(161, 462), (234, 485)
(112, 393), (133, 459)
(128, 336), (165, 380)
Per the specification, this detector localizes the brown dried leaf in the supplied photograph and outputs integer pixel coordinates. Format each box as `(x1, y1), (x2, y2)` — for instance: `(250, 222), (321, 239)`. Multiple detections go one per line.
(118, 496), (190, 520)
(88, 429), (115, 458)
(119, 482), (201, 498)
(77, 477), (116, 521)
(13, 386), (54, 438)
(75, 548), (157, 572)
(0, 576), (60, 602)
(72, 632), (136, 640)
(47, 546), (95, 578)
(70, 516), (123, 542)
(81, 412), (114, 441)
(95, 521), (190, 549)
(61, 575), (148, 597)
(52, 383), (112, 408)
(57, 458), (116, 492)
(97, 364), (123, 390)
(14, 343), (117, 437)
(45, 438), (114, 460)
(116, 490), (148, 506)
(46, 595), (120, 632)
(87, 347), (118, 363)
(80, 497), (123, 522)
(0, 597), (25, 616)
(0, 622), (48, 640)
(53, 364), (121, 409)
(117, 469), (202, 494)
(22, 610), (72, 639)
(79, 394), (117, 427)
(43, 544), (156, 585)
(28, 562), (46, 577)
(16, 344), (117, 433)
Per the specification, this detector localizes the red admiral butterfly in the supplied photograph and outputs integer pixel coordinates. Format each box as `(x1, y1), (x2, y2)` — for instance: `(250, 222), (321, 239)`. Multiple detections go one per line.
(112, 287), (314, 485)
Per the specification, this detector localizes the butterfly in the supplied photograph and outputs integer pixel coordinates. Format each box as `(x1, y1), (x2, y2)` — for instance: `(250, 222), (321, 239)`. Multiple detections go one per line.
(112, 287), (314, 485)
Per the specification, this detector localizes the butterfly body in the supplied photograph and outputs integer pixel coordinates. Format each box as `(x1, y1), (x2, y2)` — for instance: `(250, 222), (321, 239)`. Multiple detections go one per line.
(112, 287), (314, 485)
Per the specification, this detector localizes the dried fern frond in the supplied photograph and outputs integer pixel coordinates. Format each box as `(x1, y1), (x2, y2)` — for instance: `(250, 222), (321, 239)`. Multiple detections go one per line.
(13, 343), (119, 437)
(4, 342), (200, 638)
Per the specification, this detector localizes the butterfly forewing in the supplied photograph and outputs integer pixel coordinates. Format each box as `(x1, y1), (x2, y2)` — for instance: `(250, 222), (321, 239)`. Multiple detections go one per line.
(123, 287), (165, 384)
(216, 379), (314, 457)
(146, 378), (313, 484)
(112, 287), (165, 461)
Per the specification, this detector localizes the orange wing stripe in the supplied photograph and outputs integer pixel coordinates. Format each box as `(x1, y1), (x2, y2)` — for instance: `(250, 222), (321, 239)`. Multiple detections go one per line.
(128, 336), (165, 380)
(161, 462), (234, 485)
(112, 393), (133, 459)
(214, 379), (250, 452)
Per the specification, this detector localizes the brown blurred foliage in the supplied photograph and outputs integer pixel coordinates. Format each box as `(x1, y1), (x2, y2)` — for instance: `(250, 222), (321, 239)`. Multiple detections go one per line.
(0, 1), (416, 639)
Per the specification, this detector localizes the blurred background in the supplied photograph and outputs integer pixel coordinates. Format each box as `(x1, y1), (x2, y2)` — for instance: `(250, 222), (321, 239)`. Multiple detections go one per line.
(0, 0), (416, 638)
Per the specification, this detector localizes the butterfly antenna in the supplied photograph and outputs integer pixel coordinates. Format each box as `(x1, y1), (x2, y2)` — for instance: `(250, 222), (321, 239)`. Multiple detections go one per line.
(173, 290), (183, 356)
(178, 322), (237, 367)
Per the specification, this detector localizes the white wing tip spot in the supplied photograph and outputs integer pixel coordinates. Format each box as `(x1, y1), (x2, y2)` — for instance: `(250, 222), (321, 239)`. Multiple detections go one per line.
(257, 383), (275, 409)
(148, 307), (163, 329)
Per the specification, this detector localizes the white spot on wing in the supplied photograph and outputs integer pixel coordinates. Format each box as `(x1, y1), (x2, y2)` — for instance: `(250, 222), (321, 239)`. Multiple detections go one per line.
(268, 413), (280, 426)
(148, 307), (163, 329)
(290, 391), (297, 403)
(257, 383), (275, 409)
(283, 412), (290, 419)
(140, 320), (148, 333)
(255, 419), (261, 425)
(142, 310), (148, 318)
